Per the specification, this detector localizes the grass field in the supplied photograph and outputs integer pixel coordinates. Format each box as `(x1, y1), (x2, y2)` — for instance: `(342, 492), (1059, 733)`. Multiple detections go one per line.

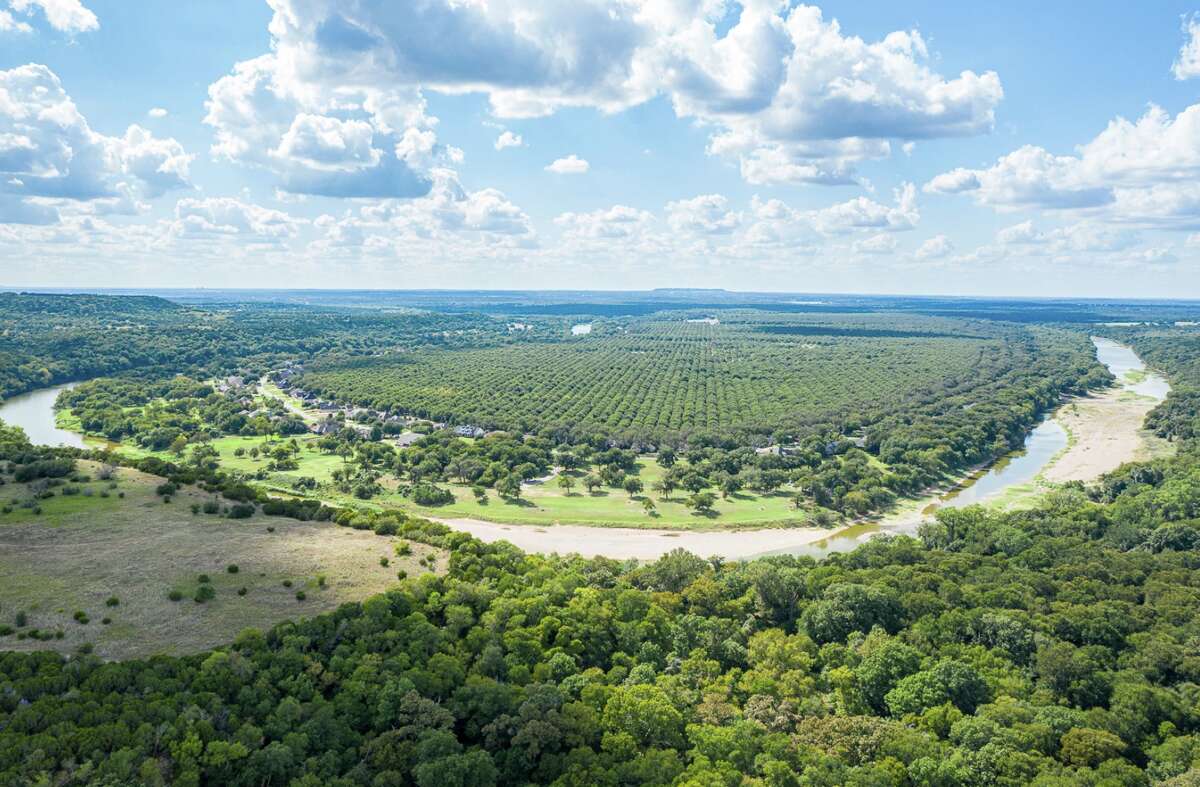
(375, 459), (813, 529)
(0, 460), (444, 659)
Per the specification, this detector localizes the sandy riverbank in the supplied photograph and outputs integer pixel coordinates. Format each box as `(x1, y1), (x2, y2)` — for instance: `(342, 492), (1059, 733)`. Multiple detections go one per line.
(428, 516), (842, 560)
(1042, 389), (1173, 484)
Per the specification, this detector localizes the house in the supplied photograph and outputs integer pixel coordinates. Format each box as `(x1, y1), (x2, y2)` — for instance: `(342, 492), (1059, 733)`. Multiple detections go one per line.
(395, 432), (424, 448)
(311, 420), (339, 435)
(455, 425), (485, 438)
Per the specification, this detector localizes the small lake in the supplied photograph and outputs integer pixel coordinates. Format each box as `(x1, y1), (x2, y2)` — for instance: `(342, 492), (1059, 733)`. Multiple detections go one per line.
(571, 323), (593, 335)
(0, 383), (86, 448)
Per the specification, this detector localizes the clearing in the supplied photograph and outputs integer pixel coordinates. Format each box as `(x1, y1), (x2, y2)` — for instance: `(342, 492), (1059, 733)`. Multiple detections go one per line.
(0, 461), (445, 660)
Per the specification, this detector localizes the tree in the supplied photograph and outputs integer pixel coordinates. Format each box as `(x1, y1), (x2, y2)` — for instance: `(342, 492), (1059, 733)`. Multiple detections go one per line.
(654, 477), (676, 500)
(556, 474), (576, 495)
(583, 473), (603, 494)
(686, 491), (717, 514)
(169, 434), (189, 456)
(623, 476), (644, 497)
(496, 474), (522, 499)
(642, 497), (656, 516)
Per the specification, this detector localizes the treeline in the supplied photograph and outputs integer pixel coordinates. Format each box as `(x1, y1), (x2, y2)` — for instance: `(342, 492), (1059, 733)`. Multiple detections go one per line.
(4, 450), (1200, 783)
(0, 293), (554, 402)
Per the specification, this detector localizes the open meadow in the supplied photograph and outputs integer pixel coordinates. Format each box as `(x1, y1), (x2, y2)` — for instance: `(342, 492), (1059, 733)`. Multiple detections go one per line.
(0, 460), (445, 659)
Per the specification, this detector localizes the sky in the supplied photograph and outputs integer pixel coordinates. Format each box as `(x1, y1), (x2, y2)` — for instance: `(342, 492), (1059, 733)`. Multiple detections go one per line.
(4, 1), (1200, 297)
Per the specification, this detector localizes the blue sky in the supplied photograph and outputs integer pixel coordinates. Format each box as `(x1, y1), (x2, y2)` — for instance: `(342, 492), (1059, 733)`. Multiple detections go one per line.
(3, 0), (1200, 296)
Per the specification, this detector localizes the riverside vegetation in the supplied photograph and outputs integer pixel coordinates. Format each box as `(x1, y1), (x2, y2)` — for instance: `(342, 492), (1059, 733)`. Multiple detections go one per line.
(1, 291), (1200, 784)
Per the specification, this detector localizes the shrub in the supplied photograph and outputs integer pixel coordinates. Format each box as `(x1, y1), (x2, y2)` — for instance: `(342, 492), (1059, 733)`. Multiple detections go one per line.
(105, 596), (119, 607)
(101, 617), (111, 625)
(194, 585), (215, 603)
(228, 503), (255, 519)
(0, 625), (13, 636)
(14, 611), (26, 627)
(237, 587), (247, 596)
(282, 579), (293, 588)
(72, 611), (89, 624)
(168, 590), (184, 601)
(317, 575), (327, 588)
(379, 556), (390, 567)
(227, 564), (239, 574)
(202, 500), (220, 515)
(295, 591), (306, 601)
(198, 574), (210, 584)
(397, 570), (407, 580)
(396, 542), (412, 556)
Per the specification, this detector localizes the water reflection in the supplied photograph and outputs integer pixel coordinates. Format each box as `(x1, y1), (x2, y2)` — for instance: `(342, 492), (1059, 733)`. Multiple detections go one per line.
(0, 383), (85, 448)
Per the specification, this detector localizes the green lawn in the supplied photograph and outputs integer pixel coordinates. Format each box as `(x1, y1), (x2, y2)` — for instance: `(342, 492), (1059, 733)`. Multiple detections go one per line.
(381, 459), (813, 529)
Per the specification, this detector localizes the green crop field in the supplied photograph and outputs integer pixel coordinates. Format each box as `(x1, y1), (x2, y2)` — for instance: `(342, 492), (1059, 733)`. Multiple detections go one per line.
(299, 312), (1014, 438)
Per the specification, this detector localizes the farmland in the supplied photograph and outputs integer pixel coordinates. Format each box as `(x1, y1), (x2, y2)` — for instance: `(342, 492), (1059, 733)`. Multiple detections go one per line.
(299, 312), (1090, 441)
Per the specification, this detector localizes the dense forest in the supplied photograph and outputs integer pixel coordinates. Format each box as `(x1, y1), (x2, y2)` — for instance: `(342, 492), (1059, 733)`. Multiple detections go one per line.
(1, 304), (1200, 783)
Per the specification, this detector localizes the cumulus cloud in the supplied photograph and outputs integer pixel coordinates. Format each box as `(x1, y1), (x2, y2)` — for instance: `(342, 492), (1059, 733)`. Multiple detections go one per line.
(0, 9), (31, 32)
(494, 131), (524, 150)
(1175, 15), (1200, 80)
(204, 54), (436, 198)
(172, 197), (303, 243)
(926, 103), (1200, 228)
(667, 194), (740, 235)
(545, 154), (589, 175)
(914, 234), (954, 259)
(147, 107), (168, 119)
(995, 220), (1044, 245)
(7, 0), (97, 33)
(0, 64), (192, 224)
(555, 205), (654, 239)
(211, 1), (1003, 189)
(854, 233), (898, 254)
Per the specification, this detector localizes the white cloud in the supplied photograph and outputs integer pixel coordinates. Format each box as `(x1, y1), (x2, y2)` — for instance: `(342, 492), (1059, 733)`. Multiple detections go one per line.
(810, 183), (918, 234)
(914, 234), (954, 259)
(923, 168), (980, 194)
(1175, 14), (1200, 80)
(995, 220), (1044, 245)
(667, 194), (740, 235)
(147, 107), (168, 119)
(172, 197), (303, 243)
(214, 1), (1003, 188)
(555, 204), (654, 239)
(926, 103), (1200, 228)
(204, 54), (436, 198)
(0, 9), (31, 32)
(0, 64), (192, 224)
(494, 131), (524, 150)
(854, 233), (898, 254)
(8, 0), (97, 33)
(545, 154), (589, 175)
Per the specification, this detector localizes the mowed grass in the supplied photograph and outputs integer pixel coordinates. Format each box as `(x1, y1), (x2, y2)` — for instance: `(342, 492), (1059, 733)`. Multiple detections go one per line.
(380, 458), (812, 530)
(0, 461), (445, 660)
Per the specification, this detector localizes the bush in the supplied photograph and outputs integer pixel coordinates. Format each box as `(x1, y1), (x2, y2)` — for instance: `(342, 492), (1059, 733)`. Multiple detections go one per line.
(295, 591), (306, 601)
(282, 580), (293, 588)
(105, 596), (119, 607)
(155, 481), (178, 497)
(101, 617), (111, 625)
(397, 570), (408, 580)
(227, 564), (239, 574)
(194, 585), (215, 603)
(202, 500), (220, 514)
(411, 483), (455, 506)
(198, 574), (210, 584)
(379, 556), (390, 567)
(228, 503), (255, 519)
(396, 542), (412, 556)
(168, 590), (184, 602)
(15, 611), (27, 627)
(0, 625), (13, 636)
(72, 611), (89, 624)
(237, 587), (247, 596)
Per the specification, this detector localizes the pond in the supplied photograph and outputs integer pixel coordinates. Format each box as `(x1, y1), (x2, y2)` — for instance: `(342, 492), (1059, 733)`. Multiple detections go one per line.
(0, 383), (86, 448)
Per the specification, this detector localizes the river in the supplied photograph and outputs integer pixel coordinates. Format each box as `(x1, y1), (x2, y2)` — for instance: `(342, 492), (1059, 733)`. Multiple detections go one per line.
(0, 383), (85, 448)
(0, 338), (1171, 560)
